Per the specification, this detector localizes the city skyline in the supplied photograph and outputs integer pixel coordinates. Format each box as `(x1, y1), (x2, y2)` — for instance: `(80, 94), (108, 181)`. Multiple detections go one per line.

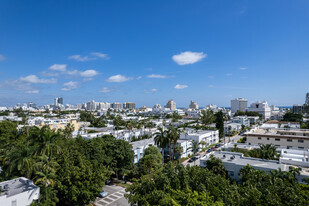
(1, 0), (309, 107)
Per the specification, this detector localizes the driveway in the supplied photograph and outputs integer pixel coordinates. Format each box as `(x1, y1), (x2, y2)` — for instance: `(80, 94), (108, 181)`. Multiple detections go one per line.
(94, 185), (129, 206)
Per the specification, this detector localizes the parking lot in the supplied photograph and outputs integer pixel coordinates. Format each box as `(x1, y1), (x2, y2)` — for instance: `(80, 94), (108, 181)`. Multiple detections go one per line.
(94, 185), (129, 206)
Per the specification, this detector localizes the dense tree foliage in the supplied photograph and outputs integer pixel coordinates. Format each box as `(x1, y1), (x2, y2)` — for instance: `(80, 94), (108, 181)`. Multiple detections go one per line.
(79, 111), (107, 127)
(200, 109), (216, 125)
(0, 122), (134, 205)
(126, 162), (309, 206)
(232, 144), (280, 160)
(283, 112), (303, 123)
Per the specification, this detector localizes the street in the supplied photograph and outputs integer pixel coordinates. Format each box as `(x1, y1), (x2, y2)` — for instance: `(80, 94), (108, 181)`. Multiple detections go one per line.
(94, 185), (129, 206)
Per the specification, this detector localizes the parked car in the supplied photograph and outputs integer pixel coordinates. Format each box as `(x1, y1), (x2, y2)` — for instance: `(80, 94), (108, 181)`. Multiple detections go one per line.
(207, 148), (212, 153)
(98, 191), (108, 198)
(215, 144), (220, 148)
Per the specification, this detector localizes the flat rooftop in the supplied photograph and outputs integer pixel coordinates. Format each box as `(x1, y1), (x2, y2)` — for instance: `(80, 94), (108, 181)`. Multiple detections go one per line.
(130, 137), (155, 150)
(0, 177), (39, 198)
(247, 128), (309, 138)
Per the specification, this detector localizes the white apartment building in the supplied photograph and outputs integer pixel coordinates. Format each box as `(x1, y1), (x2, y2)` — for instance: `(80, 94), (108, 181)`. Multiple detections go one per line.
(231, 98), (248, 113)
(130, 137), (156, 163)
(176, 139), (193, 158)
(200, 151), (309, 183)
(224, 122), (242, 135)
(231, 116), (250, 127)
(248, 101), (271, 119)
(110, 102), (122, 110)
(246, 128), (309, 149)
(123, 102), (136, 110)
(165, 99), (176, 111)
(0, 177), (40, 206)
(180, 129), (219, 147)
(189, 100), (199, 110)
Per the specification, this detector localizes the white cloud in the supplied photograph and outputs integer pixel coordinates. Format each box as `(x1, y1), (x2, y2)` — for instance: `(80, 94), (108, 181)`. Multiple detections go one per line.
(100, 87), (111, 93)
(174, 84), (188, 89)
(226, 73), (232, 76)
(61, 81), (78, 91)
(25, 90), (39, 94)
(151, 88), (158, 92)
(91, 52), (109, 59)
(136, 76), (142, 80)
(106, 74), (131, 82)
(49, 64), (67, 72)
(147, 74), (167, 79)
(208, 75), (215, 79)
(239, 67), (247, 70)
(66, 70), (79, 75)
(20, 75), (57, 84)
(68, 55), (95, 62)
(0, 54), (6, 61)
(172, 51), (207, 65)
(208, 85), (214, 88)
(80, 69), (99, 77)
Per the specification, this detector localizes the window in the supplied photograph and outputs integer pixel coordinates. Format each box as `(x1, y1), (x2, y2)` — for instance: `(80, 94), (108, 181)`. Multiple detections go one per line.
(298, 140), (304, 143)
(287, 139), (292, 142)
(275, 138), (280, 141)
(11, 200), (17, 206)
(258, 137), (261, 140)
(275, 145), (280, 147)
(229, 171), (234, 176)
(267, 138), (270, 140)
(298, 147), (304, 149)
(287, 146), (292, 149)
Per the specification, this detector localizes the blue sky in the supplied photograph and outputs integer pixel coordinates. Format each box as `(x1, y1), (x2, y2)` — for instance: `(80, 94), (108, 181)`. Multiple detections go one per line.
(1, 0), (309, 107)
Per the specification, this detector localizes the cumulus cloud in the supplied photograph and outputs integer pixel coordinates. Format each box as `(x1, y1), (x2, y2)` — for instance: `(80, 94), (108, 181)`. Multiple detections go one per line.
(239, 67), (247, 70)
(25, 90), (39, 94)
(49, 64), (67, 72)
(172, 51), (207, 65)
(61, 81), (78, 91)
(20, 75), (57, 84)
(100, 87), (111, 93)
(144, 88), (158, 93)
(106, 74), (131, 82)
(91, 52), (109, 59)
(151, 88), (158, 92)
(147, 74), (167, 79)
(174, 84), (188, 89)
(0, 54), (6, 61)
(136, 76), (142, 80)
(80, 70), (99, 77)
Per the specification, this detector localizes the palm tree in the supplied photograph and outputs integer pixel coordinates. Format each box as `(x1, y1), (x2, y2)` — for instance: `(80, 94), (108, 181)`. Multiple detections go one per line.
(258, 144), (279, 160)
(5, 144), (38, 179)
(167, 126), (180, 161)
(64, 123), (75, 139)
(174, 144), (183, 161)
(154, 127), (169, 165)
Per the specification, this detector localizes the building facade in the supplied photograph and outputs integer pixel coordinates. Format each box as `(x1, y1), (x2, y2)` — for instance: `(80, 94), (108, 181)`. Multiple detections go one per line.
(165, 99), (176, 111)
(123, 102), (136, 110)
(247, 101), (271, 119)
(189, 100), (199, 110)
(231, 98), (248, 113)
(246, 128), (309, 149)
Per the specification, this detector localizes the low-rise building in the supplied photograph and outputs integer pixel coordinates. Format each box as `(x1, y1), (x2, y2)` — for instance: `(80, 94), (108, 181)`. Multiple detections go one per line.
(200, 151), (309, 183)
(180, 129), (219, 147)
(130, 137), (156, 163)
(246, 128), (309, 149)
(0, 177), (40, 206)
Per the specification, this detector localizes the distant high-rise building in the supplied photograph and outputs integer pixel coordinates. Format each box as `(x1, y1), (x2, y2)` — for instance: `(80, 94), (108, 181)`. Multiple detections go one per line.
(165, 99), (176, 111)
(28, 102), (36, 108)
(248, 101), (271, 119)
(111, 102), (122, 110)
(86, 100), (97, 111)
(189, 100), (199, 110)
(123, 102), (135, 110)
(306, 93), (309, 105)
(54, 97), (63, 106)
(231, 98), (248, 113)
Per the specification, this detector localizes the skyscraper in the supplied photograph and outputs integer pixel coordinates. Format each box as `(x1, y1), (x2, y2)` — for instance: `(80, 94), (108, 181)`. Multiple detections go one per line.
(231, 98), (248, 113)
(189, 100), (199, 110)
(165, 99), (176, 111)
(123, 102), (136, 110)
(306, 93), (309, 105)
(54, 97), (63, 106)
